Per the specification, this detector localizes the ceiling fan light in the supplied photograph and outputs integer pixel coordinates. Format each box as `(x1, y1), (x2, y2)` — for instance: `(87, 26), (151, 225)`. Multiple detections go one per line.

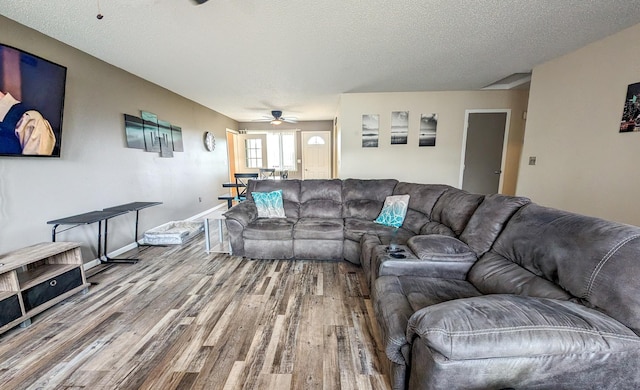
(270, 119), (282, 125)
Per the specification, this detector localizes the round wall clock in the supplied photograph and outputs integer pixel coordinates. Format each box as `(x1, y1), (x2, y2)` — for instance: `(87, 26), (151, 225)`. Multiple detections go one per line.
(204, 131), (216, 151)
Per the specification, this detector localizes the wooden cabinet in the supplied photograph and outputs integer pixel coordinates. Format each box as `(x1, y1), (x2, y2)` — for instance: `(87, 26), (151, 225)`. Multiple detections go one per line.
(0, 242), (90, 334)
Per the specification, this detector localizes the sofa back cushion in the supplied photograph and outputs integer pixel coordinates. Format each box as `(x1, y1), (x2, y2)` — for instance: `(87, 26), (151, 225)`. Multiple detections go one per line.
(468, 252), (574, 300)
(470, 203), (640, 335)
(459, 194), (530, 256)
(430, 189), (484, 237)
(419, 221), (456, 237)
(247, 179), (301, 219)
(393, 183), (451, 234)
(300, 179), (343, 218)
(342, 179), (398, 220)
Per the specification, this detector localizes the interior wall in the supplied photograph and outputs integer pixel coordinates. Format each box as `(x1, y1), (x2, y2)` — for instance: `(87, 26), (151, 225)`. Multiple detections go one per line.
(0, 17), (237, 259)
(516, 22), (640, 226)
(236, 120), (333, 179)
(337, 90), (529, 192)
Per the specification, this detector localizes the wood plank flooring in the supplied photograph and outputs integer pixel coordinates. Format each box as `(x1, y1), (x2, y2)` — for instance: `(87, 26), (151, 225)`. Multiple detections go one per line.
(0, 237), (391, 389)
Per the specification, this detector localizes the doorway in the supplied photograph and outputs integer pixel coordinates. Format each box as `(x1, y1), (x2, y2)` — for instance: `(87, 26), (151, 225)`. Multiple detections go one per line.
(301, 131), (331, 179)
(460, 110), (510, 194)
(225, 129), (237, 183)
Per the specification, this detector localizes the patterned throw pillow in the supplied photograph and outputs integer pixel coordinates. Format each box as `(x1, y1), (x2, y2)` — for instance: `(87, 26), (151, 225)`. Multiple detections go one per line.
(374, 194), (410, 228)
(252, 190), (286, 218)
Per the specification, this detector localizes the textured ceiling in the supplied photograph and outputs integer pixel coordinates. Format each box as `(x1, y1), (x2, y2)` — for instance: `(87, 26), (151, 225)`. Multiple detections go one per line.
(1, 0), (639, 122)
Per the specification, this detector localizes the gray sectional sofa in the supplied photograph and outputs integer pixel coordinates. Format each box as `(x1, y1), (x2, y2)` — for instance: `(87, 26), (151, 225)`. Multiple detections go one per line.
(223, 178), (640, 389)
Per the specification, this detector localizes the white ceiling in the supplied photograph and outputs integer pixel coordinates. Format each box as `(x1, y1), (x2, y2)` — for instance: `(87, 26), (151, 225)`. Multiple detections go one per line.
(1, 0), (639, 122)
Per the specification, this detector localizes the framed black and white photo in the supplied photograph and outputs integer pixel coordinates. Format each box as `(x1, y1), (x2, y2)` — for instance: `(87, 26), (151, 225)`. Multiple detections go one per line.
(391, 111), (409, 144)
(362, 114), (379, 147)
(419, 113), (438, 146)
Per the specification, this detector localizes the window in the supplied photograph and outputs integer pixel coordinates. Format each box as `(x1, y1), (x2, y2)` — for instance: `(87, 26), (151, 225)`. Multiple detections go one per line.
(266, 131), (297, 171)
(245, 138), (262, 168)
(307, 136), (325, 145)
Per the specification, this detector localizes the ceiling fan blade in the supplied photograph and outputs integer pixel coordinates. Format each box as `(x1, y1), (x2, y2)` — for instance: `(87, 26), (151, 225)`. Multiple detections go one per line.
(283, 118), (298, 123)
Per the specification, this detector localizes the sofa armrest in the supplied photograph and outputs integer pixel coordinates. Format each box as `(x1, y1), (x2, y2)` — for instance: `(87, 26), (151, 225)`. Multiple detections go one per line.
(377, 257), (473, 280)
(388, 235), (477, 279)
(406, 294), (640, 361)
(223, 201), (258, 257)
(223, 200), (258, 227)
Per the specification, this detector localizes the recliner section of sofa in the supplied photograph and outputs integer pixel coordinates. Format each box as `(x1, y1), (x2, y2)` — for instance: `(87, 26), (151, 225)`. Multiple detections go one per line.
(359, 192), (531, 287)
(374, 202), (640, 389)
(341, 178), (401, 263)
(294, 179), (344, 260)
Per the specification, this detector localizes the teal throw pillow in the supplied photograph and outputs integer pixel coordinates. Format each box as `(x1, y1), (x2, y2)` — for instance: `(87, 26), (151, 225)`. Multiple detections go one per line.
(252, 190), (286, 218)
(374, 194), (410, 228)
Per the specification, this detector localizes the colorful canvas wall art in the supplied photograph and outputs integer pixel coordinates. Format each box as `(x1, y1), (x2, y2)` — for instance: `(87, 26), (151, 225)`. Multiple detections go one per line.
(124, 111), (184, 157)
(620, 82), (640, 133)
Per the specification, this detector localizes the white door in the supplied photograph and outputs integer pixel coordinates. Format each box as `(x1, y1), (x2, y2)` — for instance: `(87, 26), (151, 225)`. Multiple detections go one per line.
(460, 111), (510, 194)
(302, 131), (331, 179)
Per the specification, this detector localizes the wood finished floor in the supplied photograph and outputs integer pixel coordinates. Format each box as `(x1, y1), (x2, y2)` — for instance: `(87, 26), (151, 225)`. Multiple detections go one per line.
(0, 237), (391, 389)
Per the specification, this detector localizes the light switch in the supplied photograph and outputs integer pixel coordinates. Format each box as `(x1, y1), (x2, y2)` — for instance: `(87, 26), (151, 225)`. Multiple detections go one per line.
(529, 156), (536, 165)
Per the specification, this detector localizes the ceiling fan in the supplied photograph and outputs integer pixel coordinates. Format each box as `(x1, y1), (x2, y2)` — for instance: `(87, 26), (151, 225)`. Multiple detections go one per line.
(255, 110), (298, 125)
(192, 0), (209, 4)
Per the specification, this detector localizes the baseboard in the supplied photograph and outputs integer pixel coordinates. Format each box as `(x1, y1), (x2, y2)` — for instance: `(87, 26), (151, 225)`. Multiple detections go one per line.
(84, 204), (226, 271)
(187, 203), (227, 221)
(83, 258), (101, 271)
(83, 241), (139, 271)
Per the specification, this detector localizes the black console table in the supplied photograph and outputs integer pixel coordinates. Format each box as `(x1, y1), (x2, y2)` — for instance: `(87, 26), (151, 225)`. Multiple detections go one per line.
(103, 201), (162, 247)
(46, 201), (162, 265)
(47, 210), (135, 265)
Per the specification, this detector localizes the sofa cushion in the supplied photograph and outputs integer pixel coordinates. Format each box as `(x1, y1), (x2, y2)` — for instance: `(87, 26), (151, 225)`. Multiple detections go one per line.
(459, 193), (530, 256)
(344, 218), (412, 242)
(294, 218), (343, 240)
(407, 235), (477, 263)
(468, 252), (574, 300)
(430, 189), (484, 236)
(252, 189), (286, 218)
(406, 294), (640, 361)
(392, 183), (451, 233)
(299, 179), (343, 218)
(247, 179), (301, 219)
(373, 275), (481, 365)
(342, 179), (398, 219)
(243, 218), (295, 240)
(375, 194), (410, 228)
(419, 221), (456, 237)
(486, 203), (640, 334)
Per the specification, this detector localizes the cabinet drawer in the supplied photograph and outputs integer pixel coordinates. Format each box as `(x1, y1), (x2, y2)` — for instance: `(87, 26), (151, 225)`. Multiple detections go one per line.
(22, 267), (83, 312)
(0, 295), (23, 327)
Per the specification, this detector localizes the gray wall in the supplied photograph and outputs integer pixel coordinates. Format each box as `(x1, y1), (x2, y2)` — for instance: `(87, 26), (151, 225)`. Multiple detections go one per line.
(0, 16), (237, 260)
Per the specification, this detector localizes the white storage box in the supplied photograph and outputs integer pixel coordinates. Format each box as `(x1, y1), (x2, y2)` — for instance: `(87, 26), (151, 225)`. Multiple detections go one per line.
(143, 221), (204, 245)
